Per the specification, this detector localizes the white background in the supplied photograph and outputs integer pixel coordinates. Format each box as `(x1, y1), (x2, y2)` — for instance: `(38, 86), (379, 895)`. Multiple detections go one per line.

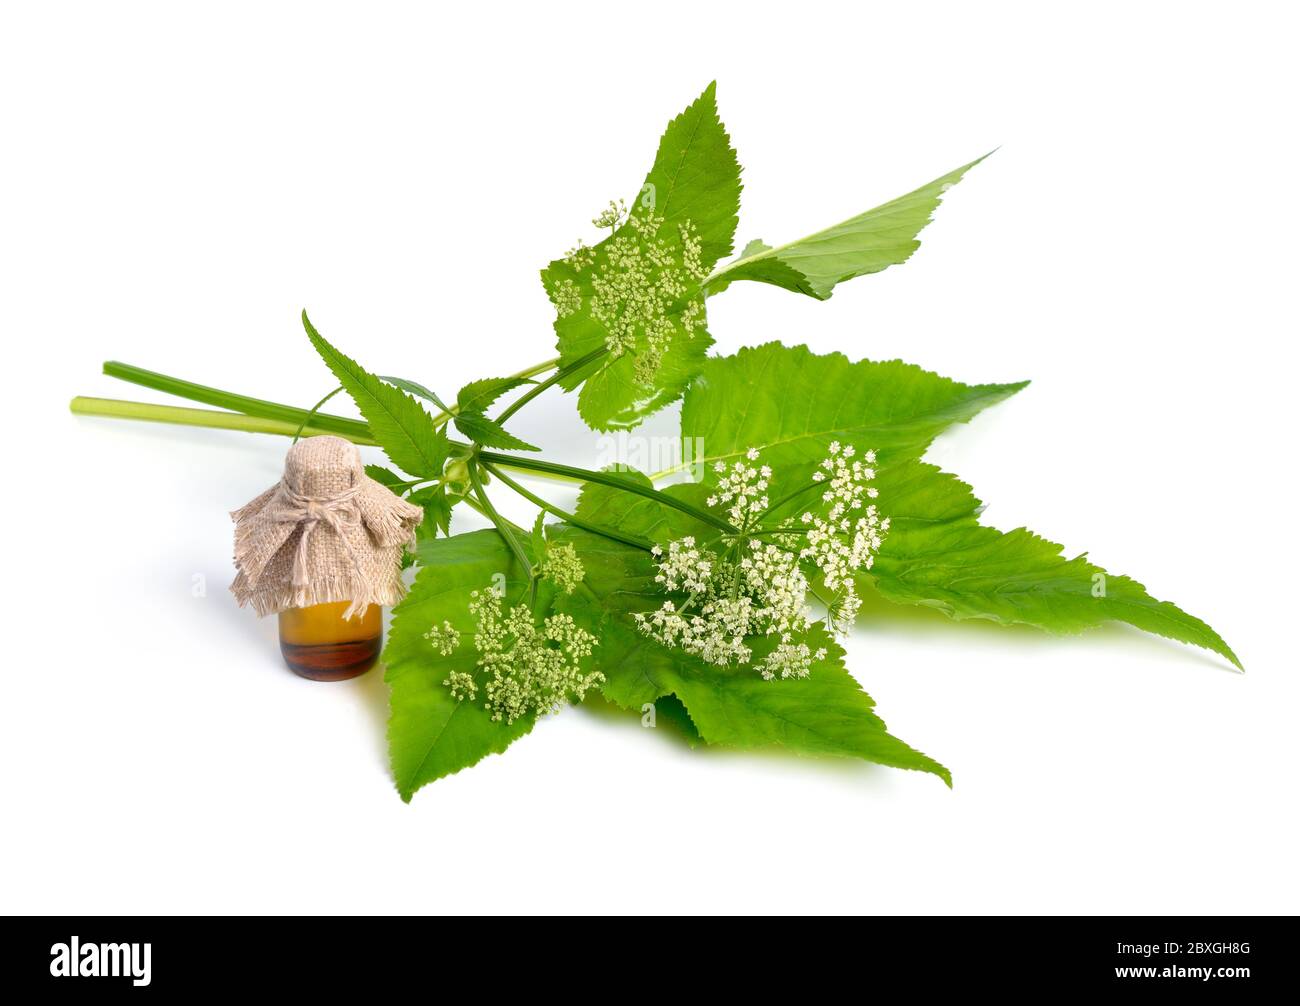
(2, 1), (1296, 915)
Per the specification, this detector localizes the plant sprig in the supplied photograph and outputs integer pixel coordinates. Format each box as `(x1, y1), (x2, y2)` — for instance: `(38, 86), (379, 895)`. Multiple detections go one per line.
(70, 82), (1238, 801)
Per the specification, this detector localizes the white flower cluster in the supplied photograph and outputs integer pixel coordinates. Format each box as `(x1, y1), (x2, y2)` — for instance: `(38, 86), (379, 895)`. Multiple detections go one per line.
(799, 442), (889, 633)
(424, 620), (460, 656)
(706, 448), (772, 525)
(556, 206), (708, 385)
(591, 198), (627, 231)
(444, 588), (602, 724)
(634, 534), (824, 679)
(563, 239), (596, 271)
(547, 277), (582, 318)
(634, 443), (888, 680)
(539, 541), (585, 594)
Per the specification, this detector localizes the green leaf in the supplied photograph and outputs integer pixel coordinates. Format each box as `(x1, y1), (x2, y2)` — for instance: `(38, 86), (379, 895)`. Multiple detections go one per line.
(643, 693), (702, 746)
(555, 545), (674, 703)
(665, 628), (950, 783)
(409, 484), (452, 539)
(680, 343), (1238, 667)
(453, 412), (540, 452)
(530, 511), (547, 558)
(540, 82), (742, 431)
(568, 328), (714, 433)
(555, 526), (947, 782)
(641, 80), (743, 271)
(364, 464), (408, 491)
(552, 479), (949, 783)
(451, 377), (540, 449)
(302, 311), (451, 478)
(378, 375), (452, 416)
(384, 530), (536, 801)
(866, 462), (1242, 668)
(706, 154), (989, 299)
(456, 376), (533, 415)
(555, 475), (724, 709)
(677, 341), (1027, 484)
(574, 467), (710, 538)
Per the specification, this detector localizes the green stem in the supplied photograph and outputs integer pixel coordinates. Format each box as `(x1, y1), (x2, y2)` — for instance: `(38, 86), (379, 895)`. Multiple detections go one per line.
(481, 462), (652, 551)
(495, 347), (606, 424)
(293, 386), (344, 442)
(72, 395), (588, 487)
(69, 397), (376, 443)
(82, 362), (734, 533)
(468, 460), (532, 576)
(98, 361), (579, 483)
(509, 357), (562, 380)
(102, 356), (561, 438)
(758, 480), (823, 521)
(102, 361), (372, 440)
(475, 451), (735, 534)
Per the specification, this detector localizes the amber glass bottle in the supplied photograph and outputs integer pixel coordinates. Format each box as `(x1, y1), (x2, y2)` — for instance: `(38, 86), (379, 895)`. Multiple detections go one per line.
(278, 601), (382, 681)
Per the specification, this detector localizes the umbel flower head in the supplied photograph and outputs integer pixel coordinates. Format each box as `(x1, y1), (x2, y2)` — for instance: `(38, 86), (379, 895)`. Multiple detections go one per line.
(439, 588), (603, 724)
(591, 198), (627, 232)
(550, 201), (709, 385)
(538, 540), (585, 594)
(424, 620), (460, 655)
(435, 554), (601, 723)
(634, 443), (889, 680)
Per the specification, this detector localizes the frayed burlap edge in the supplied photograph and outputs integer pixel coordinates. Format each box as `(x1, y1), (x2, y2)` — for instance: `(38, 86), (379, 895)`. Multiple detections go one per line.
(228, 438), (423, 621)
(235, 571), (412, 620)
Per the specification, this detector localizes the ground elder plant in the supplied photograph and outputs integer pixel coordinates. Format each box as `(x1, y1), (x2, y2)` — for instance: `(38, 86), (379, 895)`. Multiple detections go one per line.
(72, 82), (1240, 801)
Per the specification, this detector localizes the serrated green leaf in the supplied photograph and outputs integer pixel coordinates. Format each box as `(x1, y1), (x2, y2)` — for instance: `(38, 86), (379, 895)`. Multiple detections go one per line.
(571, 330), (714, 433)
(540, 82), (741, 431)
(453, 412), (540, 452)
(643, 692), (702, 746)
(677, 341), (1027, 483)
(530, 511), (546, 557)
(641, 80), (742, 271)
(456, 376), (534, 415)
(679, 343), (1236, 666)
(553, 479), (948, 783)
(553, 536), (676, 707)
(302, 312), (451, 478)
(409, 484), (452, 539)
(664, 628), (950, 783)
(384, 530), (536, 800)
(866, 462), (1242, 668)
(379, 375), (453, 416)
(573, 467), (717, 543)
(706, 154), (989, 299)
(364, 464), (407, 491)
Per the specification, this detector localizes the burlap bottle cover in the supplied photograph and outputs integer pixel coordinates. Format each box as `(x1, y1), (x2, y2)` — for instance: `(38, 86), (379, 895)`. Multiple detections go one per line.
(230, 436), (423, 619)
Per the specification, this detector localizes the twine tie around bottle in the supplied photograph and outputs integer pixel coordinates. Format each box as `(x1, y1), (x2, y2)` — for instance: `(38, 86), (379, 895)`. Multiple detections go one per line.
(275, 479), (367, 589)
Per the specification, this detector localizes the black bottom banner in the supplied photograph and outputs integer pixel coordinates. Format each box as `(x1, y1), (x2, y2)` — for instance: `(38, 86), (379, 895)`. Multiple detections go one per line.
(0, 915), (1284, 994)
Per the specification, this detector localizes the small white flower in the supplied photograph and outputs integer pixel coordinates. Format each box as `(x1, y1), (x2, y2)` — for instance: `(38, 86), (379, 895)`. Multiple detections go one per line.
(636, 443), (889, 682)
(442, 588), (603, 723)
(424, 620), (461, 656)
(539, 541), (585, 594)
(591, 198), (627, 231)
(559, 204), (709, 384)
